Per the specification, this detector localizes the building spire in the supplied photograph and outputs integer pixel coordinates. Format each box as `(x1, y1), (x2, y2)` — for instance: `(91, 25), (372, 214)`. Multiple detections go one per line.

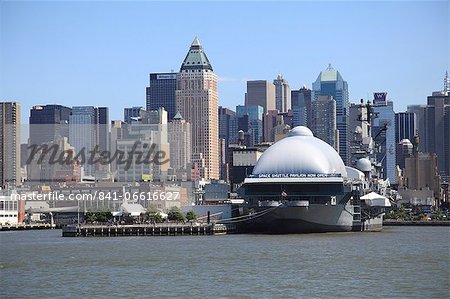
(180, 37), (213, 72)
(191, 36), (201, 47)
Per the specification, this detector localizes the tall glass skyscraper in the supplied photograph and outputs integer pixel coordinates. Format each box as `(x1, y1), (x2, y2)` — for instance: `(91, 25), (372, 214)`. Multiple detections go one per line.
(312, 65), (349, 165)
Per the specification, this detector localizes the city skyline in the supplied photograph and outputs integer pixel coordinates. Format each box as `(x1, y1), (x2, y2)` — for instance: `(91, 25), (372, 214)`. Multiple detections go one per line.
(1, 1), (448, 122)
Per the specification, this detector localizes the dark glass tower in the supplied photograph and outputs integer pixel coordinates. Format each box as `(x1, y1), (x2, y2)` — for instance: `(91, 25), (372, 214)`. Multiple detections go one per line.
(29, 104), (72, 145)
(146, 72), (177, 120)
(395, 112), (416, 144)
(424, 92), (450, 179)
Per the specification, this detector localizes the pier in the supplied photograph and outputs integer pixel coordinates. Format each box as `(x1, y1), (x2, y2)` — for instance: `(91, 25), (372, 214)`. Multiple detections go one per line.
(62, 223), (229, 237)
(0, 223), (56, 231)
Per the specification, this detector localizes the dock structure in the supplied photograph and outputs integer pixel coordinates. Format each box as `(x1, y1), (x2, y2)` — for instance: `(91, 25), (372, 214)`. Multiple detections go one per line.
(62, 223), (229, 237)
(0, 223), (56, 231)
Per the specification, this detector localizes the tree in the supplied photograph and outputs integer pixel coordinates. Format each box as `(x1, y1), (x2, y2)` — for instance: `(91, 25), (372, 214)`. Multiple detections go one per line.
(167, 206), (185, 222)
(85, 208), (112, 224)
(151, 213), (164, 223)
(146, 205), (164, 223)
(186, 211), (197, 221)
(96, 211), (113, 223)
(85, 211), (97, 223)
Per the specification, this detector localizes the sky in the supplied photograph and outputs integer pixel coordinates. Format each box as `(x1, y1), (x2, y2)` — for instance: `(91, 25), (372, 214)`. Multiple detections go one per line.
(1, 0), (449, 123)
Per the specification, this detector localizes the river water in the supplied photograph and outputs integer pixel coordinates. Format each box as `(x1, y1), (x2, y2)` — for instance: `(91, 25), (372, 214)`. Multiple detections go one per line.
(0, 226), (449, 298)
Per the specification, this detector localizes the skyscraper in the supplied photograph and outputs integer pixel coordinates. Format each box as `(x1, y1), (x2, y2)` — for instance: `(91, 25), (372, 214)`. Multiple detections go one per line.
(291, 86), (311, 128)
(68, 106), (109, 177)
(69, 106), (97, 176)
(146, 72), (177, 119)
(372, 96), (396, 182)
(311, 96), (338, 150)
(245, 80), (276, 114)
(218, 107), (232, 180)
(96, 107), (109, 153)
(0, 102), (21, 188)
(424, 90), (450, 179)
(175, 37), (219, 180)
(218, 106), (236, 149)
(28, 105), (74, 182)
(168, 113), (191, 174)
(313, 64), (349, 164)
(273, 74), (291, 113)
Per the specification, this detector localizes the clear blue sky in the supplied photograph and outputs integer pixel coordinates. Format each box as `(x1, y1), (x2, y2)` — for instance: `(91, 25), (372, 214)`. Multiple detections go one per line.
(1, 0), (448, 123)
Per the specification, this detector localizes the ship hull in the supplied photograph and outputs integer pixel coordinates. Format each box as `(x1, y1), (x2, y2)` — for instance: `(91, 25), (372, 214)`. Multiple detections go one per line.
(237, 204), (356, 234)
